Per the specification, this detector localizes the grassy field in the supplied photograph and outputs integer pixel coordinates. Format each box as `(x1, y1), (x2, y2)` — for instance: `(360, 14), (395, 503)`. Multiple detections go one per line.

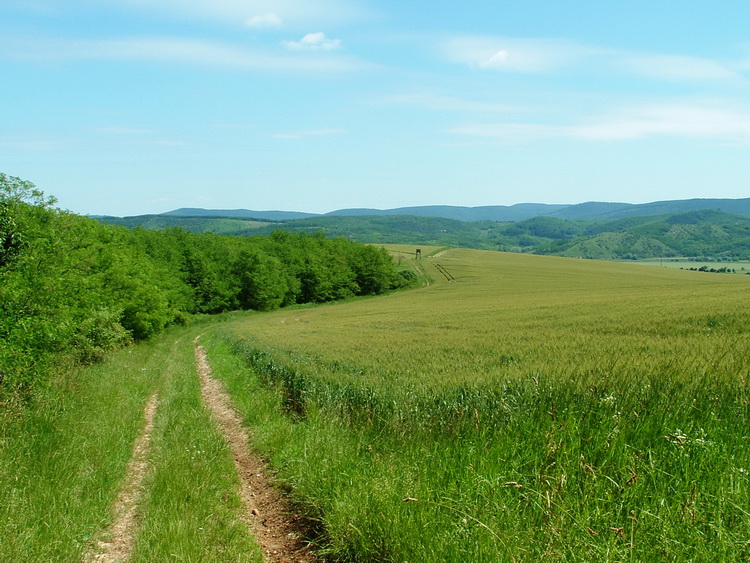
(1, 247), (748, 561)
(207, 248), (750, 561)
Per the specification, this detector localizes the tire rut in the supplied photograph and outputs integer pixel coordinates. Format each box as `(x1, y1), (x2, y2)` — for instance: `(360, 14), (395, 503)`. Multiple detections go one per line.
(83, 393), (159, 563)
(194, 338), (319, 563)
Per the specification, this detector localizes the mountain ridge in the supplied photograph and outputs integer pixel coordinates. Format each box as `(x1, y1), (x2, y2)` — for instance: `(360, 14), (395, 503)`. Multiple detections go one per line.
(99, 207), (750, 261)
(162, 197), (750, 222)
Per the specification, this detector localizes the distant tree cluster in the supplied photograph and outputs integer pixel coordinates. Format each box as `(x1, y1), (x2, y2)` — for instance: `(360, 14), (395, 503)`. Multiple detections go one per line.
(682, 266), (737, 274)
(0, 174), (407, 402)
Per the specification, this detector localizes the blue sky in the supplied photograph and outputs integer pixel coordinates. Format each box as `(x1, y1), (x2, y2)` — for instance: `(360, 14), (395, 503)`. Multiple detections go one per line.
(2, 1), (749, 216)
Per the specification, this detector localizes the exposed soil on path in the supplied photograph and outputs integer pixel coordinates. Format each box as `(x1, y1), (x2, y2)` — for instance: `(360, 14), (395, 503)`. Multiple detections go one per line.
(194, 338), (320, 563)
(83, 393), (159, 563)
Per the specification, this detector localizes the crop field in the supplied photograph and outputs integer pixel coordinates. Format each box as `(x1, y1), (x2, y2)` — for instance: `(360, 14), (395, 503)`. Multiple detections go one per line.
(207, 248), (750, 561)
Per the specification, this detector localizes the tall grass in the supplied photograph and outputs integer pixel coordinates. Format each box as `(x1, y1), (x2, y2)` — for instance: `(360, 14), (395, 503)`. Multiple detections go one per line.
(0, 323), (263, 562)
(130, 332), (262, 562)
(0, 337), (160, 560)
(208, 249), (750, 561)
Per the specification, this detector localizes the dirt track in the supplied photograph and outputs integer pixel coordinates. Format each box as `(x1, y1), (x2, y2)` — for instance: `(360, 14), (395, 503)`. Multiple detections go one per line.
(194, 339), (319, 563)
(84, 340), (318, 563)
(83, 394), (159, 563)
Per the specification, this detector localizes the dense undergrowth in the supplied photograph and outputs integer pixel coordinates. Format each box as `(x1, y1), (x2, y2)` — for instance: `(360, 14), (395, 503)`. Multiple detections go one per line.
(0, 173), (409, 405)
(206, 249), (750, 561)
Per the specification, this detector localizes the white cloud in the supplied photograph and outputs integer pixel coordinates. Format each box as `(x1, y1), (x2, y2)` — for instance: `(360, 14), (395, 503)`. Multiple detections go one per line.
(441, 36), (596, 73)
(441, 34), (748, 85)
(282, 32), (342, 51)
(479, 50), (510, 69)
(575, 102), (750, 141)
(447, 101), (750, 143)
(245, 12), (283, 28)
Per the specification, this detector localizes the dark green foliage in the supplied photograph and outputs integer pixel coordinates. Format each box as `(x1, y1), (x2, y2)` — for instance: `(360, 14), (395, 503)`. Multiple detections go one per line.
(233, 248), (288, 310)
(136, 210), (749, 260)
(71, 308), (133, 365)
(0, 174), (403, 403)
(101, 204), (750, 260)
(0, 202), (25, 268)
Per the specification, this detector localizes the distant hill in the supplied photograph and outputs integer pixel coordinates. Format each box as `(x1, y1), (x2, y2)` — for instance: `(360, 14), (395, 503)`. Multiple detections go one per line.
(159, 197), (750, 223)
(324, 203), (569, 221)
(242, 209), (750, 260)
(164, 208), (317, 221)
(96, 197), (750, 260)
(547, 198), (750, 221)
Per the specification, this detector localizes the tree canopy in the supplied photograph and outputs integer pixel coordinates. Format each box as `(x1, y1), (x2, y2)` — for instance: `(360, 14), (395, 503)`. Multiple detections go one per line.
(0, 174), (407, 403)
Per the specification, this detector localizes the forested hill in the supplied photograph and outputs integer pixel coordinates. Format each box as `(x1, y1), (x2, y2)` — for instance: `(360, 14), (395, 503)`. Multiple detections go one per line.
(247, 210), (750, 260)
(1, 174), (410, 404)
(104, 209), (750, 261)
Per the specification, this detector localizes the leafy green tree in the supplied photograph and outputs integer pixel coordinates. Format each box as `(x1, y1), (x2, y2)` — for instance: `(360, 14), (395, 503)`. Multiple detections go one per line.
(233, 248), (288, 311)
(0, 173), (56, 269)
(349, 243), (397, 294)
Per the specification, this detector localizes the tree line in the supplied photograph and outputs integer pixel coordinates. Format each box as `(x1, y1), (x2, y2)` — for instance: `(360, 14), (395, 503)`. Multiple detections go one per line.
(0, 174), (411, 403)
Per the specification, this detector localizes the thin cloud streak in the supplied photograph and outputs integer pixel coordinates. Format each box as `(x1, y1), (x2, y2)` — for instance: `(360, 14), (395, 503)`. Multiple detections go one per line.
(441, 34), (748, 84)
(441, 35), (600, 73)
(621, 54), (744, 81)
(103, 0), (371, 27)
(282, 32), (342, 51)
(245, 13), (283, 28)
(2, 35), (368, 72)
(448, 101), (750, 143)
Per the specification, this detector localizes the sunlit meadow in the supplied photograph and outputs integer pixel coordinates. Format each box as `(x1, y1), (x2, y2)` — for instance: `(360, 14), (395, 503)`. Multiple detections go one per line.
(208, 247), (750, 561)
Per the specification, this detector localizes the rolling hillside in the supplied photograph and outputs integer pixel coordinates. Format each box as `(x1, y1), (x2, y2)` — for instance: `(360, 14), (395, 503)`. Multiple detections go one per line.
(159, 197), (750, 222)
(97, 199), (750, 261)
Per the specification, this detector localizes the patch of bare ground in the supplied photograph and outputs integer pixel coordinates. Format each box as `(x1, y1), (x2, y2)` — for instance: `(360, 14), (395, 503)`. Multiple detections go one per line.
(83, 393), (159, 563)
(194, 339), (319, 563)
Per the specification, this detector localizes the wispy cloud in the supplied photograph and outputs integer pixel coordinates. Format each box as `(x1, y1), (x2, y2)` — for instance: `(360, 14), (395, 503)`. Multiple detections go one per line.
(273, 128), (346, 139)
(105, 0), (370, 27)
(2, 35), (365, 72)
(574, 102), (750, 141)
(441, 35), (597, 73)
(245, 12), (283, 28)
(282, 32), (342, 51)
(448, 100), (750, 143)
(441, 34), (748, 85)
(621, 54), (743, 81)
(0, 136), (73, 151)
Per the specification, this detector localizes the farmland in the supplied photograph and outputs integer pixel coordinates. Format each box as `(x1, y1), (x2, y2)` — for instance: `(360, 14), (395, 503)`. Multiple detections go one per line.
(2, 242), (749, 560)
(206, 247), (750, 560)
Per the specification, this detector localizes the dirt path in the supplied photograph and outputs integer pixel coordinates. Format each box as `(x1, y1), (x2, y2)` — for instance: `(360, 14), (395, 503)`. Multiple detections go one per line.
(83, 393), (159, 563)
(194, 339), (319, 563)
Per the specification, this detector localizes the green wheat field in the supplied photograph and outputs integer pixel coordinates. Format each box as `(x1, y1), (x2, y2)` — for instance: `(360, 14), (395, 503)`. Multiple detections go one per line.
(206, 246), (750, 561)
